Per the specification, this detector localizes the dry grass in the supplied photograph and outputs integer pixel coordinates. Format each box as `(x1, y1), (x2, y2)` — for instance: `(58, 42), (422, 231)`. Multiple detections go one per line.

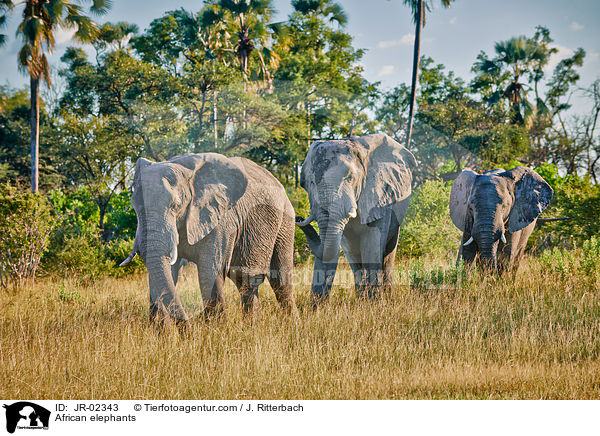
(1, 257), (599, 399)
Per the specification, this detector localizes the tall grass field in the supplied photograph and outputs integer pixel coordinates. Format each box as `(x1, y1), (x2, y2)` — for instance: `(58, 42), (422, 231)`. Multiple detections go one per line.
(1, 247), (599, 399)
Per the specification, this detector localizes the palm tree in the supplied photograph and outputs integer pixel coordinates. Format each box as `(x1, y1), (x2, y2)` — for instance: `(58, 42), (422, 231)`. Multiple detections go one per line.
(403, 0), (453, 149)
(206, 0), (277, 79)
(0, 0), (110, 193)
(291, 0), (347, 26)
(472, 28), (557, 125)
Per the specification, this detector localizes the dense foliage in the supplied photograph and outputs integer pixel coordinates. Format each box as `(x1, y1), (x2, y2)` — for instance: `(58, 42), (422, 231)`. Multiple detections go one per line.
(0, 1), (598, 283)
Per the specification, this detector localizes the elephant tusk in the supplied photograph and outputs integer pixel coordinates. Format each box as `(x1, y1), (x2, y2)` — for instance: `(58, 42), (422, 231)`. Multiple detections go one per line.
(501, 233), (507, 244)
(119, 247), (137, 267)
(296, 214), (314, 226)
(463, 236), (474, 246)
(349, 208), (357, 218)
(170, 245), (178, 266)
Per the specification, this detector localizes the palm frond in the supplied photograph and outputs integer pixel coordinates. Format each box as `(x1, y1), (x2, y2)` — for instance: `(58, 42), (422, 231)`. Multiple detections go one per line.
(90, 0), (111, 16)
(43, 0), (66, 21)
(22, 16), (43, 43)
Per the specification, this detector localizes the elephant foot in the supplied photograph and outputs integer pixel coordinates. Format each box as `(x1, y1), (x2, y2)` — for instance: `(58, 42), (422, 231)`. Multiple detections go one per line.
(241, 288), (260, 316)
(148, 302), (189, 329)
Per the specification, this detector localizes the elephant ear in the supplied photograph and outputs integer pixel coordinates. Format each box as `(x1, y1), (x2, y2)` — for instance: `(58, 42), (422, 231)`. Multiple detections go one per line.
(449, 169), (478, 232)
(186, 154), (248, 245)
(503, 167), (553, 233)
(356, 134), (415, 224)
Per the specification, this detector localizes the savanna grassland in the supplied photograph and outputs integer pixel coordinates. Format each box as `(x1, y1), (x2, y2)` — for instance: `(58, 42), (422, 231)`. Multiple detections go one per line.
(2, 252), (599, 400)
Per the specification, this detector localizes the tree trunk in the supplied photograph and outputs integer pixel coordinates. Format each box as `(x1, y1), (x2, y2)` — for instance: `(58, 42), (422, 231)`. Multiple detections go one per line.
(213, 90), (218, 151)
(30, 76), (40, 194)
(294, 161), (299, 188)
(405, 0), (423, 149)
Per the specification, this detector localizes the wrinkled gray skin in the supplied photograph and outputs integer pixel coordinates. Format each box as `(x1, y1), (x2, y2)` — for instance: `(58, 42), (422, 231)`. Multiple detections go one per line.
(121, 153), (297, 324)
(449, 167), (553, 274)
(296, 133), (416, 304)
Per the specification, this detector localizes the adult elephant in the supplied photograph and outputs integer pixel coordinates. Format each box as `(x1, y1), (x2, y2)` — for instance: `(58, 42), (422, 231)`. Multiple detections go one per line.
(449, 167), (553, 274)
(295, 133), (416, 304)
(120, 153), (297, 324)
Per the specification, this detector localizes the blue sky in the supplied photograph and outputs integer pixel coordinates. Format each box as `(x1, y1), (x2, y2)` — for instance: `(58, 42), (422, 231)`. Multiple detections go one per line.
(1, 0), (599, 112)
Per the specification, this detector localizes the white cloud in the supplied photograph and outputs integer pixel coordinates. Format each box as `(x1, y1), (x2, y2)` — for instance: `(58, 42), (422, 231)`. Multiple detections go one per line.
(570, 21), (584, 31)
(377, 65), (395, 77)
(55, 26), (77, 46)
(545, 44), (574, 72)
(449, 17), (457, 25)
(376, 34), (414, 49)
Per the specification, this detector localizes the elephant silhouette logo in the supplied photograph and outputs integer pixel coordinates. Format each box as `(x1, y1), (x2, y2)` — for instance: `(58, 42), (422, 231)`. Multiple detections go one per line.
(3, 402), (50, 433)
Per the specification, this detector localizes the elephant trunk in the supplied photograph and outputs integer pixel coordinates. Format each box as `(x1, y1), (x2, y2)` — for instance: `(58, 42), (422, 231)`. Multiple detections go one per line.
(309, 213), (345, 305)
(145, 251), (188, 323)
(311, 255), (339, 307)
(296, 216), (323, 259)
(139, 216), (186, 323)
(320, 220), (345, 263)
(477, 232), (498, 271)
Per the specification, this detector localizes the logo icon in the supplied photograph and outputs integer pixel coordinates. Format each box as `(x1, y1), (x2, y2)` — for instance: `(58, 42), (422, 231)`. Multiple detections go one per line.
(3, 402), (50, 434)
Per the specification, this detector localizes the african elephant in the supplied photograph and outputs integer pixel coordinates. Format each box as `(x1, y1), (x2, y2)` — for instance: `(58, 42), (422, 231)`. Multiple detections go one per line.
(449, 167), (553, 273)
(295, 133), (416, 304)
(120, 153), (297, 323)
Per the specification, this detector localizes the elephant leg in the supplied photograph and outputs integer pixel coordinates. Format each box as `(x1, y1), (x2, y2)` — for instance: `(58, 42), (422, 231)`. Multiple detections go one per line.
(236, 274), (263, 316)
(197, 263), (226, 321)
(241, 286), (260, 315)
(341, 227), (366, 298)
(508, 223), (535, 273)
(382, 246), (397, 294)
(148, 289), (188, 326)
(359, 221), (388, 299)
(382, 220), (400, 294)
(342, 248), (365, 298)
(268, 232), (297, 315)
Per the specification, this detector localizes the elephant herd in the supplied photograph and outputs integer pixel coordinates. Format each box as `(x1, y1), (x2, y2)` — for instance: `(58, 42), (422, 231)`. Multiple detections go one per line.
(119, 133), (553, 324)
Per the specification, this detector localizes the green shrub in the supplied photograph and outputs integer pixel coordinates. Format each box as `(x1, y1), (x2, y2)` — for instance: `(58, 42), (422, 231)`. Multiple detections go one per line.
(0, 184), (57, 288)
(44, 234), (112, 282)
(47, 187), (100, 237)
(409, 259), (467, 291)
(398, 180), (461, 259)
(44, 187), (140, 279)
(104, 238), (145, 276)
(538, 236), (600, 282)
(531, 163), (600, 250)
(57, 282), (83, 303)
(104, 189), (137, 241)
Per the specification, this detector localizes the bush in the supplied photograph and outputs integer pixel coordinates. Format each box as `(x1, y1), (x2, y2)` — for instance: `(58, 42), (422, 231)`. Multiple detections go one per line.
(44, 234), (112, 282)
(0, 184), (58, 288)
(539, 236), (600, 283)
(409, 259), (468, 291)
(104, 238), (145, 276)
(531, 163), (600, 250)
(398, 180), (461, 259)
(43, 187), (140, 279)
(104, 189), (137, 241)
